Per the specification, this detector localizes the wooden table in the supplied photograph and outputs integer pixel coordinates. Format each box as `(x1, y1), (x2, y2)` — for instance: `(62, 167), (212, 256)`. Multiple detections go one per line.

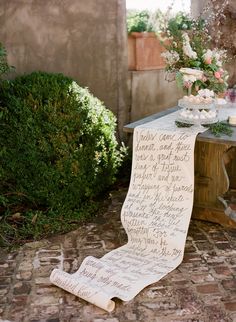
(124, 106), (236, 228)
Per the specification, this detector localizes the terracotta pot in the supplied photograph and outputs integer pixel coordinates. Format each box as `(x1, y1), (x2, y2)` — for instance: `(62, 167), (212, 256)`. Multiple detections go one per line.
(128, 32), (166, 71)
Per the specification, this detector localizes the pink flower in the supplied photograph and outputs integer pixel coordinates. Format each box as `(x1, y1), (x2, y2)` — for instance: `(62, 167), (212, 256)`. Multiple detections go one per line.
(214, 71), (221, 79)
(205, 58), (212, 64)
(218, 68), (224, 76)
(184, 81), (192, 89)
(203, 50), (213, 64)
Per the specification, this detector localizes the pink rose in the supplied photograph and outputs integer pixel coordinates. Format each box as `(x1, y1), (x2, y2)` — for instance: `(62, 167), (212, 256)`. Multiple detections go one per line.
(214, 71), (221, 79)
(205, 58), (212, 64)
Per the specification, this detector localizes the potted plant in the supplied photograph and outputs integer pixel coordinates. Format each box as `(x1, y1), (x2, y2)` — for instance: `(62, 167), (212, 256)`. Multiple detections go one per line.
(127, 10), (166, 71)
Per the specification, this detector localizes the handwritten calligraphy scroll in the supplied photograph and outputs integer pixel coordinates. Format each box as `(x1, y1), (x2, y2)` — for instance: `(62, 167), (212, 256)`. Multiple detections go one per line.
(50, 112), (205, 312)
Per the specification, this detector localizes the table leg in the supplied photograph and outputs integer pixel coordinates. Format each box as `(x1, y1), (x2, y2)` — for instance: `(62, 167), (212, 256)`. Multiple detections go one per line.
(193, 141), (236, 228)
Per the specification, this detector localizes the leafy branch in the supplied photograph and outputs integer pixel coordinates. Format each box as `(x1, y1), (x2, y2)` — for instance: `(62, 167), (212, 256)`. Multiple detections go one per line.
(206, 122), (233, 137)
(0, 43), (13, 79)
(175, 121), (233, 137)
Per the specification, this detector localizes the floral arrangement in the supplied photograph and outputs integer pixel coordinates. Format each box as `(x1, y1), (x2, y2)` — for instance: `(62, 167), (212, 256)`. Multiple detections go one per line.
(159, 11), (229, 96)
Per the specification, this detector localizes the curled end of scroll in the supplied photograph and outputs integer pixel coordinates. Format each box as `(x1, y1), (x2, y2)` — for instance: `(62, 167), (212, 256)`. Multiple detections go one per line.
(106, 299), (115, 312)
(50, 269), (116, 312)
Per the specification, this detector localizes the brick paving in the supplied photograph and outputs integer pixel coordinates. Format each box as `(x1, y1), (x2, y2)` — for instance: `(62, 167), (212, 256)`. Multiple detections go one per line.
(0, 187), (236, 322)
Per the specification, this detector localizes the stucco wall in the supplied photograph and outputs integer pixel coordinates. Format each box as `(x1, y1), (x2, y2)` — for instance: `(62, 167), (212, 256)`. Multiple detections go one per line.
(0, 0), (129, 139)
(129, 70), (182, 122)
(0, 0), (188, 140)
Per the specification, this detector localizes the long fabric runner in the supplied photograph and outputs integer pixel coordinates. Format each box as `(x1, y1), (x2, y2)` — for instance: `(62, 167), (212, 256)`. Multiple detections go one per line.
(50, 111), (205, 312)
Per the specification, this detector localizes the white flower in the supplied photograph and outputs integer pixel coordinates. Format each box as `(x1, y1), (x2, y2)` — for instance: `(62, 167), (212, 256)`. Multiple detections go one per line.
(182, 32), (190, 43)
(197, 89), (215, 98)
(203, 49), (213, 62)
(183, 74), (197, 83)
(182, 32), (197, 59)
(161, 50), (180, 66)
(203, 48), (227, 67)
(179, 68), (203, 79)
(212, 49), (227, 67)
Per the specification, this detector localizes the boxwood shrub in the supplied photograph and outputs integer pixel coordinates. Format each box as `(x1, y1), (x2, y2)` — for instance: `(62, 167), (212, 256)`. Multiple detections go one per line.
(0, 72), (124, 214)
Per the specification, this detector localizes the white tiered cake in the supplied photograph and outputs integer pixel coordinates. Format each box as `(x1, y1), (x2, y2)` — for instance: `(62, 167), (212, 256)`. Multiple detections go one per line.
(177, 89), (218, 125)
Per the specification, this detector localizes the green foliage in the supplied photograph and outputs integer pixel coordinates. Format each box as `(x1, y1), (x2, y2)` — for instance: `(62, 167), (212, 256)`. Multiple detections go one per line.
(175, 71), (184, 89)
(0, 42), (13, 79)
(0, 72), (125, 217)
(175, 120), (233, 137)
(175, 121), (192, 128)
(206, 121), (233, 137)
(127, 10), (154, 33)
(167, 12), (205, 34)
(0, 202), (96, 248)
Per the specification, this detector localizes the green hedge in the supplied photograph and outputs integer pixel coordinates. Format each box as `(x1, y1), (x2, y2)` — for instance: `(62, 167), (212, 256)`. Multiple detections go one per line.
(127, 10), (154, 33)
(0, 72), (124, 214)
(0, 42), (12, 78)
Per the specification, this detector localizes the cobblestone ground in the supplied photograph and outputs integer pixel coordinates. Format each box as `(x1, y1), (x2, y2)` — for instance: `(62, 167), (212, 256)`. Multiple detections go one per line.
(0, 187), (236, 322)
